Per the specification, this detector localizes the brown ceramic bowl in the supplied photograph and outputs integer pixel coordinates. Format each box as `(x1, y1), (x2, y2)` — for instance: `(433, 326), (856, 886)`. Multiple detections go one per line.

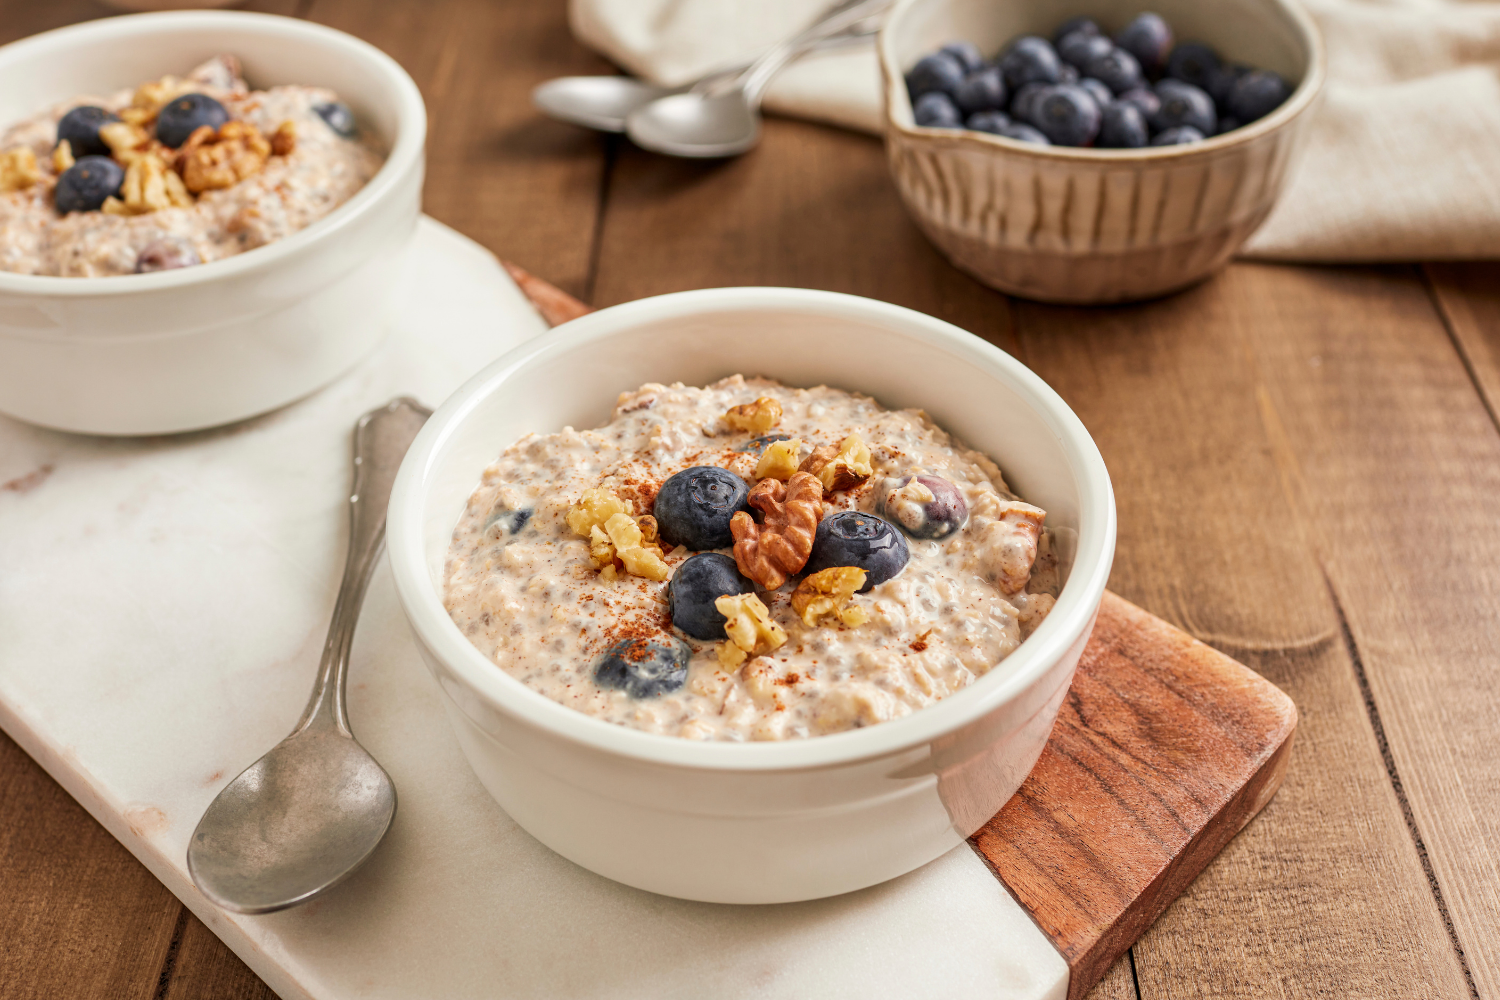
(879, 0), (1325, 303)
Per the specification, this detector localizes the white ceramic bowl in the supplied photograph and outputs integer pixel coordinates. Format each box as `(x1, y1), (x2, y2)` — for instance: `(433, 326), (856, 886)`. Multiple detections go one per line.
(0, 12), (425, 435)
(388, 287), (1116, 903)
(880, 0), (1325, 303)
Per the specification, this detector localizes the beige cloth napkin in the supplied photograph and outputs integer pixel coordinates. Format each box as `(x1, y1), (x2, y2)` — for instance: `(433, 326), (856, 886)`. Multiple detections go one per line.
(570, 0), (1500, 261)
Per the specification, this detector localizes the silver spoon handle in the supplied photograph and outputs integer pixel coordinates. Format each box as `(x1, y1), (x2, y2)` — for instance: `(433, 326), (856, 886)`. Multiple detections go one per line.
(738, 0), (892, 105)
(296, 397), (432, 736)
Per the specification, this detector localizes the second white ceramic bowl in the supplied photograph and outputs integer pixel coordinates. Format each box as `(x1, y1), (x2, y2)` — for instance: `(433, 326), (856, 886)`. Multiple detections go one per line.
(0, 12), (426, 435)
(388, 287), (1116, 903)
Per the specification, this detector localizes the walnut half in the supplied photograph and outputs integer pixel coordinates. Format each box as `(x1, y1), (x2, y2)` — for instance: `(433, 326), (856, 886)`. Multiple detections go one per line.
(730, 471), (822, 590)
(800, 432), (873, 493)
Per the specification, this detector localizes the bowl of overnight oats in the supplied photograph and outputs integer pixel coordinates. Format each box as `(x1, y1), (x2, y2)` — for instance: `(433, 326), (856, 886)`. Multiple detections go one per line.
(387, 287), (1116, 903)
(0, 12), (424, 434)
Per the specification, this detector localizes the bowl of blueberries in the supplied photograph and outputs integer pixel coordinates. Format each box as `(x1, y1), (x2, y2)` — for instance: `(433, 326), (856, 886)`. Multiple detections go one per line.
(878, 0), (1325, 303)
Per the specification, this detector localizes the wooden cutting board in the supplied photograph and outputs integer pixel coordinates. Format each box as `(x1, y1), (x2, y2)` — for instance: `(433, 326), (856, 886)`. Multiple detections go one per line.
(503, 262), (1299, 1000)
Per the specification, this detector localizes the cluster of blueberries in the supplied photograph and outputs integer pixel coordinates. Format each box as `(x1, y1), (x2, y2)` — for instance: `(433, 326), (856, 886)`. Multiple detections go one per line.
(50, 95), (357, 215)
(906, 13), (1290, 148)
(593, 435), (969, 699)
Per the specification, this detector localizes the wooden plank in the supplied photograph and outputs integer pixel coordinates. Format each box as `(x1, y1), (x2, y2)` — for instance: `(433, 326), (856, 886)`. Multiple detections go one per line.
(300, 0), (613, 298)
(159, 914), (277, 1000)
(1012, 267), (1476, 998)
(971, 593), (1297, 1000)
(590, 116), (1474, 996)
(1085, 954), (1141, 1000)
(1425, 262), (1500, 425)
(0, 731), (180, 1000)
(1232, 262), (1500, 997)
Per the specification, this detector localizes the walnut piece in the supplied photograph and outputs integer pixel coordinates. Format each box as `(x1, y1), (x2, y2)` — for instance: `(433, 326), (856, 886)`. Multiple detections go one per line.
(753, 438), (803, 481)
(567, 488), (668, 581)
(98, 121), (152, 160)
(603, 512), (669, 581)
(270, 120), (296, 157)
(131, 75), (195, 118)
(52, 140), (75, 173)
(715, 593), (786, 668)
(817, 433), (873, 493)
(566, 487), (631, 536)
(977, 499), (1046, 593)
(0, 147), (40, 193)
(177, 121), (270, 194)
(724, 396), (782, 434)
(730, 471), (821, 590)
(103, 153), (193, 215)
(791, 567), (871, 628)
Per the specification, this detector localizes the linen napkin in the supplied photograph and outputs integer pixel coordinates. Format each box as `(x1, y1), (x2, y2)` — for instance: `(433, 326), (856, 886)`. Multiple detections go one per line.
(570, 0), (1500, 261)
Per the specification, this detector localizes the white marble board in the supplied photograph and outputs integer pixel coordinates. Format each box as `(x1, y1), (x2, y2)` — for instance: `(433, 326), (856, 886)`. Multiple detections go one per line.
(0, 217), (1068, 1000)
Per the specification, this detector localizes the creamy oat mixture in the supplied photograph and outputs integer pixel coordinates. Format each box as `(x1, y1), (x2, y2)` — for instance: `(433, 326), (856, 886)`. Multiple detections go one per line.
(443, 376), (1059, 742)
(0, 55), (384, 276)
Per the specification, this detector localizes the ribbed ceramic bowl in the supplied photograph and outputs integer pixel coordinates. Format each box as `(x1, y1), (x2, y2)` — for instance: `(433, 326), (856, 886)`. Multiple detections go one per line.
(0, 12), (425, 435)
(388, 287), (1116, 903)
(880, 0), (1325, 303)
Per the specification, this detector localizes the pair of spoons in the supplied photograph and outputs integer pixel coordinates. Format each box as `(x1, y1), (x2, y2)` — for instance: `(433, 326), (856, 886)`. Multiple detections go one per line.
(535, 0), (890, 158)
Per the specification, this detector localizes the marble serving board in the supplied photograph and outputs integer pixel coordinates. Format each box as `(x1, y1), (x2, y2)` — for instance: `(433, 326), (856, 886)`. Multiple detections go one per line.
(0, 218), (1068, 1000)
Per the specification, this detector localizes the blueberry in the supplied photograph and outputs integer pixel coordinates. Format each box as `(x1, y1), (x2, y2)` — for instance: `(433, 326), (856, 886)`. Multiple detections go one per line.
(53, 156), (123, 214)
(1000, 36), (1063, 90)
(1079, 77), (1115, 109)
(914, 91), (963, 128)
(653, 466), (750, 551)
(1215, 114), (1242, 135)
(1058, 63), (1080, 84)
(907, 52), (966, 99)
(314, 100), (359, 139)
(999, 122), (1051, 145)
(939, 41), (986, 75)
(1098, 102), (1149, 147)
(1031, 85), (1102, 146)
(594, 636), (690, 699)
(668, 553), (756, 640)
(134, 238), (202, 273)
(805, 511), (909, 591)
(966, 110), (1011, 134)
(1083, 47), (1144, 94)
(1227, 69), (1290, 122)
(876, 475), (968, 540)
(155, 93), (229, 147)
(1166, 42), (1222, 91)
(741, 434), (790, 457)
(955, 66), (1007, 116)
(483, 506), (533, 534)
(1058, 31), (1112, 70)
(1115, 86), (1161, 117)
(1009, 82), (1048, 123)
(1150, 125), (1206, 145)
(1151, 79), (1217, 135)
(1115, 13), (1174, 78)
(1053, 16), (1100, 43)
(56, 106), (120, 159)
(1206, 63), (1248, 106)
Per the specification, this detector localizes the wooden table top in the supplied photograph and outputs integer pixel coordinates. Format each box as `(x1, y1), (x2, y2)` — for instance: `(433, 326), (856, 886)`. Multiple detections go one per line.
(3, 2), (1497, 998)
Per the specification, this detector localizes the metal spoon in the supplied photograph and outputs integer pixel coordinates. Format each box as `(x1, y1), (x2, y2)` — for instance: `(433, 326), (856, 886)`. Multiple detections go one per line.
(625, 0), (890, 158)
(187, 397), (431, 915)
(533, 25), (878, 134)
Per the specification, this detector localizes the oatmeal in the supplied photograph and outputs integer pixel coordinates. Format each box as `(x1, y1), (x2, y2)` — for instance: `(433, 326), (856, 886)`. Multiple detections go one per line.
(0, 55), (384, 276)
(443, 377), (1060, 742)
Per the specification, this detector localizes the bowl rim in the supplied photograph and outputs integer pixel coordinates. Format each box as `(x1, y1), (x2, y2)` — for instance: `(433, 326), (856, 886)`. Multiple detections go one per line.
(878, 0), (1327, 162)
(0, 10), (425, 297)
(387, 286), (1117, 772)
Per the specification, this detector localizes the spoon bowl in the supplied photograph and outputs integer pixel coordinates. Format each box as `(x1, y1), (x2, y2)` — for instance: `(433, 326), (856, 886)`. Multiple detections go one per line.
(188, 729), (396, 913)
(626, 91), (761, 158)
(533, 76), (675, 133)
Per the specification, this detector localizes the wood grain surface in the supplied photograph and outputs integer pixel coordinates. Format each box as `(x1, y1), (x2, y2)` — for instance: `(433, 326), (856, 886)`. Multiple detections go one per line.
(1, 2), (1496, 999)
